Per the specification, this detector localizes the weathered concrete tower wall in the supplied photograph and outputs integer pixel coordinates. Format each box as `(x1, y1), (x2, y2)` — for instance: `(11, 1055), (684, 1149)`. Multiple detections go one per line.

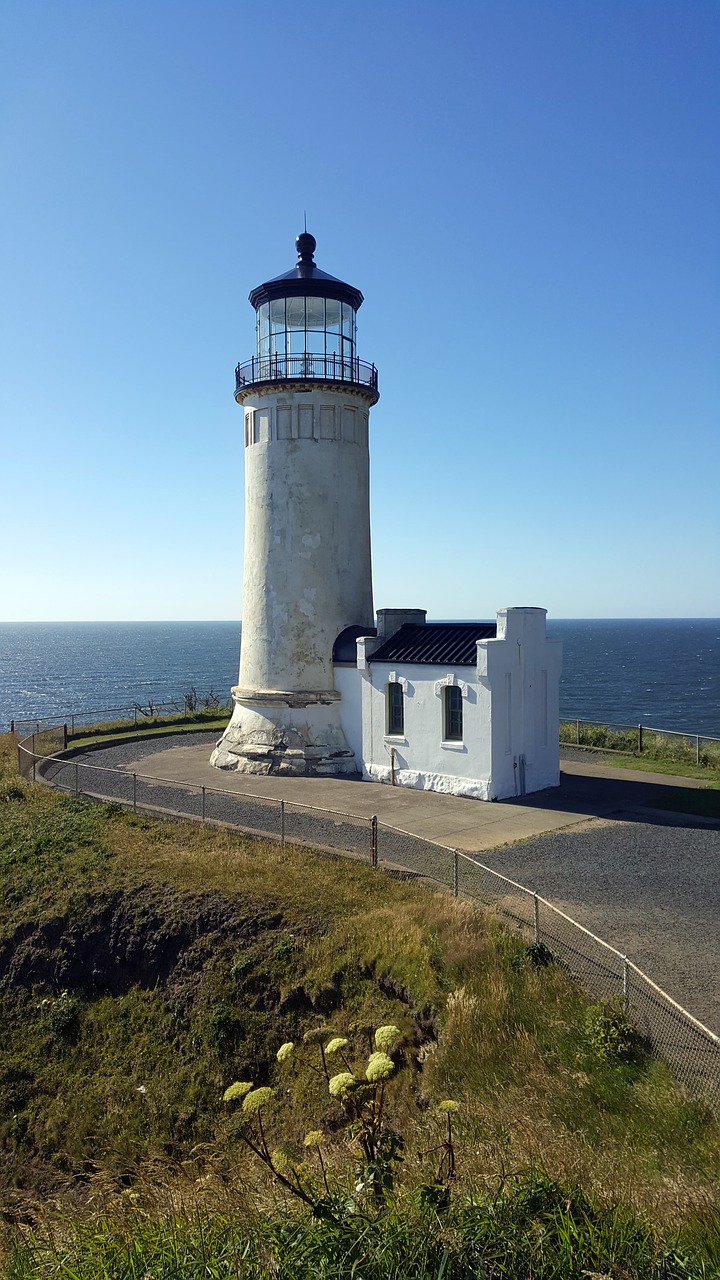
(212, 232), (378, 775)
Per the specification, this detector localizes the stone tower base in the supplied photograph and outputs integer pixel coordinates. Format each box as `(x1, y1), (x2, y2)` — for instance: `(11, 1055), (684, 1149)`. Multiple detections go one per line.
(211, 688), (358, 776)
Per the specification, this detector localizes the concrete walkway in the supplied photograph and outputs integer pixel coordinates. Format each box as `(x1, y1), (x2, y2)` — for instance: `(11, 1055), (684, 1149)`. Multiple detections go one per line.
(121, 738), (719, 853)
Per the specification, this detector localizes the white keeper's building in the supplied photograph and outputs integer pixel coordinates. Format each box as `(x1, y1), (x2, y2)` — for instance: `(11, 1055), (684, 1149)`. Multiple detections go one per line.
(212, 233), (561, 801)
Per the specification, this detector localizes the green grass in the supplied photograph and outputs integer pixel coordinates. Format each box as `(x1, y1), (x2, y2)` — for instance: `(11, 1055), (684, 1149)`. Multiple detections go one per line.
(593, 752), (720, 787)
(67, 706), (230, 747)
(67, 715), (230, 750)
(7, 1171), (719, 1279)
(560, 721), (720, 784)
(1, 732), (720, 1273)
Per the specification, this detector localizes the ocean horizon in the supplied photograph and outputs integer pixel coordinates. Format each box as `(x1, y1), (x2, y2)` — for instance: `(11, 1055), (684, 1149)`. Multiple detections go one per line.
(0, 618), (718, 738)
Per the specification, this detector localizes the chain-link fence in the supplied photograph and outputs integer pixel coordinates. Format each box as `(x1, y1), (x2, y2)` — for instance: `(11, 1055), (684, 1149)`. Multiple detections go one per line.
(15, 730), (720, 1109)
(560, 717), (720, 767)
(10, 700), (718, 765)
(7, 697), (231, 739)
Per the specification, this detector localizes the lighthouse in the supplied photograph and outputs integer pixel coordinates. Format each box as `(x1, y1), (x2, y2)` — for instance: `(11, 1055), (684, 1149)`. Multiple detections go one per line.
(212, 232), (379, 775)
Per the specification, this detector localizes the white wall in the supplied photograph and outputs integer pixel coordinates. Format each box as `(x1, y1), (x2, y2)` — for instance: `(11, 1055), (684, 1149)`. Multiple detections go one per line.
(334, 664), (363, 766)
(478, 608), (562, 798)
(214, 382), (376, 774)
(237, 385), (374, 694)
(360, 660), (494, 799)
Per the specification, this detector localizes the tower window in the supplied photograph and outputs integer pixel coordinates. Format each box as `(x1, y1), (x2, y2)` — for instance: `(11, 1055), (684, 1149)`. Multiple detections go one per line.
(386, 681), (404, 736)
(443, 685), (463, 742)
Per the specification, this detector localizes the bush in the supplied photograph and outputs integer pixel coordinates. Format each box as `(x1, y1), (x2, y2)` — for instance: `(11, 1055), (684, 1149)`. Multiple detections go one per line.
(582, 1000), (644, 1065)
(46, 992), (81, 1040)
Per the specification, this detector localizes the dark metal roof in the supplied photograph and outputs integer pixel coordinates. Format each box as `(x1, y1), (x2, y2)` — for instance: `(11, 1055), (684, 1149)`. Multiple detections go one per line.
(369, 622), (497, 666)
(332, 623), (377, 663)
(249, 232), (364, 311)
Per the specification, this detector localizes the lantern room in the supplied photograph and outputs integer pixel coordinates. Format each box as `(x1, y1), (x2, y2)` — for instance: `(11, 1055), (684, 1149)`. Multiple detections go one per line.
(235, 232), (378, 397)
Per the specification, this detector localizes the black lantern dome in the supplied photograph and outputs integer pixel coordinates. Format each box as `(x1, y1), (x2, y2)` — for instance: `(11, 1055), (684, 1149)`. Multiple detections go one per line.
(235, 233), (378, 398)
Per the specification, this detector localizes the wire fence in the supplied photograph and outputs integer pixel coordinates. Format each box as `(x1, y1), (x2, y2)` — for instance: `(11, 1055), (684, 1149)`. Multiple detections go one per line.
(560, 717), (720, 766)
(6, 700), (718, 767)
(6, 697), (231, 738)
(15, 728), (720, 1109)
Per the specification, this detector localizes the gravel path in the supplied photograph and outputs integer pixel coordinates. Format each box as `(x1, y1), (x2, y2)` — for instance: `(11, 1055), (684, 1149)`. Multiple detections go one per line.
(71, 730), (221, 770)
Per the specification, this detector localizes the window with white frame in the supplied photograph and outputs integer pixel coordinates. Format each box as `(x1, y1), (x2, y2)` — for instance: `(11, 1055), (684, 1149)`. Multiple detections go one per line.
(386, 681), (404, 736)
(443, 684), (463, 741)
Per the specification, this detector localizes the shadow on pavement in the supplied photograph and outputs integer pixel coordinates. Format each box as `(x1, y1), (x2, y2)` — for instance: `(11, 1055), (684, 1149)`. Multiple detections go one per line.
(506, 768), (720, 828)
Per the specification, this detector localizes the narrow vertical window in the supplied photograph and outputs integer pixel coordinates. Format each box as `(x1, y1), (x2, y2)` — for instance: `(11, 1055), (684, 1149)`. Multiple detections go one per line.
(387, 681), (404, 736)
(444, 685), (463, 741)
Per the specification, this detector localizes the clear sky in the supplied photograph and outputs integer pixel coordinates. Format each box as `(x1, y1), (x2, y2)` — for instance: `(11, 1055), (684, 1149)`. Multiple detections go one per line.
(1, 0), (718, 621)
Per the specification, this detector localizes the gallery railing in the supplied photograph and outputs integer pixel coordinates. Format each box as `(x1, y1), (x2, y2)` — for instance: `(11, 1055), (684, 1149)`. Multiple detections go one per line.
(16, 726), (720, 1110)
(235, 353), (379, 392)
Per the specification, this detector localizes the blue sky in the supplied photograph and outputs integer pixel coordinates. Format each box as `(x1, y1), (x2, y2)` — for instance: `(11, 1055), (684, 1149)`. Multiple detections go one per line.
(1, 0), (718, 621)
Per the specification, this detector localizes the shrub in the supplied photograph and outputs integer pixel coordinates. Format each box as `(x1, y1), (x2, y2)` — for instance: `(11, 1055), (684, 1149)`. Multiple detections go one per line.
(582, 1000), (644, 1065)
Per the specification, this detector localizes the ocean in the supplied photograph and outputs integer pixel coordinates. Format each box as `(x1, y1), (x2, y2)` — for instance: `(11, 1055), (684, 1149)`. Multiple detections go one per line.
(0, 619), (718, 737)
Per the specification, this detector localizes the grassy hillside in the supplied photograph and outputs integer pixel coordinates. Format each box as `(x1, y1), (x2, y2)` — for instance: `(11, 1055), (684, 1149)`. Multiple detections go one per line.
(1, 732), (719, 1276)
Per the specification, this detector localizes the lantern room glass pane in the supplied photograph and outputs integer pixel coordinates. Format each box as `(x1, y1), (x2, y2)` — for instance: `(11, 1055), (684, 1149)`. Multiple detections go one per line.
(270, 299), (285, 332)
(287, 296), (305, 329)
(257, 303), (270, 341)
(325, 298), (341, 332)
(306, 296), (324, 329)
(306, 328), (325, 354)
(341, 303), (354, 338)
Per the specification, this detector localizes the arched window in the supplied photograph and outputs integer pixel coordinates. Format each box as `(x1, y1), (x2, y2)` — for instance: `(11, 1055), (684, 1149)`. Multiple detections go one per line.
(444, 684), (463, 741)
(386, 681), (404, 736)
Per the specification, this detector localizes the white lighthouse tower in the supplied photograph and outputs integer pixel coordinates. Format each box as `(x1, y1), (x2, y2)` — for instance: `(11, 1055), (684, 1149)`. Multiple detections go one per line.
(212, 232), (378, 775)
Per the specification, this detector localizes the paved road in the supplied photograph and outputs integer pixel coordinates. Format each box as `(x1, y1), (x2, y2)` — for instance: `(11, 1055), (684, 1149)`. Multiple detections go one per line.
(43, 732), (720, 1031)
(481, 818), (720, 1032)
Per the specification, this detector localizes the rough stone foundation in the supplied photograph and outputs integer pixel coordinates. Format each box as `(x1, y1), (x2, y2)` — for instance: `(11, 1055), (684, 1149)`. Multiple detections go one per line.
(211, 690), (358, 776)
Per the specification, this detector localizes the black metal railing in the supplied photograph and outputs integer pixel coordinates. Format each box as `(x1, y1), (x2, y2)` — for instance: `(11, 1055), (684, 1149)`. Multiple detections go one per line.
(235, 353), (378, 394)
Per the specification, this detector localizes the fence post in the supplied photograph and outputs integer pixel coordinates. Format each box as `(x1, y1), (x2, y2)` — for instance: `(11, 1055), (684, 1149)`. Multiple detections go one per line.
(453, 850), (459, 898)
(75, 761), (79, 796)
(622, 955), (629, 1010)
(696, 735), (700, 765)
(63, 723), (68, 751)
(576, 719), (580, 746)
(132, 773), (137, 813)
(71, 715), (75, 736)
(201, 786), (206, 824)
(280, 799), (285, 849)
(371, 815), (378, 868)
(637, 724), (643, 753)
(533, 892), (540, 945)
(32, 734), (36, 783)
(10, 720), (14, 735)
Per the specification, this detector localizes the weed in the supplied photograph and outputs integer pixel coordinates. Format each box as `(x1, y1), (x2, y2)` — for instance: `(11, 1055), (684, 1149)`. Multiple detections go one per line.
(45, 992), (82, 1040)
(582, 999), (646, 1065)
(524, 941), (555, 969)
(0, 780), (27, 803)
